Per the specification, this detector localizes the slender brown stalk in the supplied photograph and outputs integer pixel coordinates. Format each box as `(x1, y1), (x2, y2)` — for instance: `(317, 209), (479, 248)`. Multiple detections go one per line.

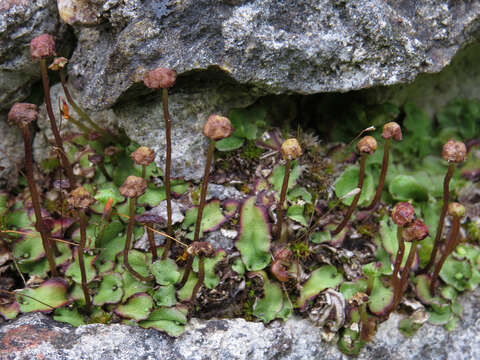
(193, 141), (216, 243)
(393, 240), (418, 310)
(39, 59), (75, 189)
(190, 256), (205, 302)
(430, 204), (464, 294)
(365, 138), (391, 210)
(332, 154), (367, 236)
(59, 69), (113, 140)
(422, 163), (454, 273)
(178, 254), (194, 289)
(276, 159), (291, 240)
(123, 198), (153, 282)
(22, 126), (58, 276)
(391, 226), (404, 299)
(162, 88), (173, 260)
(78, 210), (91, 313)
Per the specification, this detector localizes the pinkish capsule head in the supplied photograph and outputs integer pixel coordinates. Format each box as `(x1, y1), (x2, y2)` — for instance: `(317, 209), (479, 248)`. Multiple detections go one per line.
(442, 139), (467, 163)
(119, 176), (147, 198)
(202, 115), (234, 141)
(130, 146), (155, 166)
(391, 202), (416, 227)
(357, 136), (377, 155)
(281, 138), (302, 160)
(67, 186), (95, 209)
(382, 122), (402, 141)
(403, 219), (429, 242)
(8, 103), (39, 127)
(143, 67), (176, 89)
(30, 34), (55, 60)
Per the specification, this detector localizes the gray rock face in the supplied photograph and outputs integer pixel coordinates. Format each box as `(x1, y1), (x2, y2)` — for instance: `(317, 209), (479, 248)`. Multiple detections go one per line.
(1, 288), (480, 359)
(0, 115), (22, 188)
(0, 0), (69, 111)
(66, 0), (480, 111)
(113, 83), (255, 180)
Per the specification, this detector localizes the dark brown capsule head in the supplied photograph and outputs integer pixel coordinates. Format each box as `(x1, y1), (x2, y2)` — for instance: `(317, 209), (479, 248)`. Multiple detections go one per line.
(448, 202), (466, 218)
(357, 136), (377, 155)
(403, 219), (429, 242)
(382, 122), (402, 141)
(391, 202), (416, 227)
(281, 138), (302, 160)
(8, 103), (39, 127)
(143, 67), (176, 89)
(30, 34), (55, 59)
(187, 241), (215, 258)
(202, 115), (234, 141)
(48, 57), (68, 71)
(119, 175), (147, 198)
(130, 146), (155, 166)
(442, 139), (467, 163)
(68, 186), (95, 210)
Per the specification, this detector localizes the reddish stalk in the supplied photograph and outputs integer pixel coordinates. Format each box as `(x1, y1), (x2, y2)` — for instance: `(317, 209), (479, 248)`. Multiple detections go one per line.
(430, 203), (465, 295)
(276, 138), (302, 241)
(162, 87), (173, 259)
(365, 122), (402, 211)
(423, 140), (466, 274)
(193, 141), (216, 243)
(120, 176), (153, 282)
(386, 202), (416, 315)
(332, 155), (367, 236)
(22, 124), (58, 276)
(178, 254), (194, 289)
(422, 163), (454, 273)
(8, 103), (57, 276)
(190, 256), (205, 302)
(391, 226), (404, 294)
(392, 220), (429, 310)
(143, 67), (176, 260)
(78, 210), (91, 313)
(39, 59), (75, 189)
(67, 186), (95, 313)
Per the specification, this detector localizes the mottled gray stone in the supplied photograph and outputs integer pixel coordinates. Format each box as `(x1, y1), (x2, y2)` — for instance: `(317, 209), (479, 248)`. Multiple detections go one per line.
(0, 0), (70, 111)
(0, 114), (22, 188)
(113, 83), (255, 180)
(207, 184), (245, 201)
(205, 229), (237, 251)
(2, 289), (480, 359)
(66, 0), (480, 112)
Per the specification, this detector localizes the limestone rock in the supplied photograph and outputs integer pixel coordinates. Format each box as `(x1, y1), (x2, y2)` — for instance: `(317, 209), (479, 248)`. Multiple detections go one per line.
(65, 0), (480, 111)
(0, 115), (22, 188)
(0, 0), (70, 111)
(1, 289), (480, 359)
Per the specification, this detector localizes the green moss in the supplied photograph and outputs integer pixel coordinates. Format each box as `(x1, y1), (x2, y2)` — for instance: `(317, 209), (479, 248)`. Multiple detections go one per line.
(239, 140), (264, 161)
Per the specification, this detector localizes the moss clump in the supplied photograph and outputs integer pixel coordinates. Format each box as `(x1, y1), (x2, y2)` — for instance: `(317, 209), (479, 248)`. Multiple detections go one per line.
(239, 140), (264, 161)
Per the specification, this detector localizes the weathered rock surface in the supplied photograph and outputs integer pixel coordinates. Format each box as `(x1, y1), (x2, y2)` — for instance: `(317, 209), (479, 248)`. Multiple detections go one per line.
(65, 0), (480, 111)
(0, 0), (70, 111)
(0, 115), (22, 188)
(1, 288), (480, 359)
